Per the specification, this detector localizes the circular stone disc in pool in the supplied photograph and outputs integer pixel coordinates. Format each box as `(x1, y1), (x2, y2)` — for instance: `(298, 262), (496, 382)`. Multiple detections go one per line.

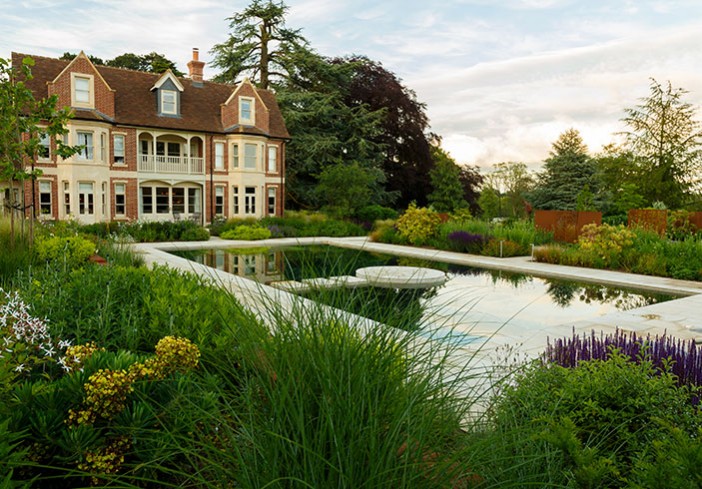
(356, 266), (447, 289)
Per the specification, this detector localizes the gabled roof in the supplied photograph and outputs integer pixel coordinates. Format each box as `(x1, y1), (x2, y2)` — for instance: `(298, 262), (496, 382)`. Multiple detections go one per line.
(150, 70), (184, 92)
(51, 51), (115, 93)
(11, 52), (290, 139)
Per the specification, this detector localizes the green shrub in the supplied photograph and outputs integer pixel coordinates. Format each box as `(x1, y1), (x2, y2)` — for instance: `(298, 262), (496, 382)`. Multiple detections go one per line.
(449, 207), (473, 223)
(355, 204), (399, 223)
(34, 235), (95, 268)
(578, 223), (635, 268)
(18, 264), (247, 355)
(487, 351), (700, 487)
(396, 203), (441, 245)
(220, 225), (272, 240)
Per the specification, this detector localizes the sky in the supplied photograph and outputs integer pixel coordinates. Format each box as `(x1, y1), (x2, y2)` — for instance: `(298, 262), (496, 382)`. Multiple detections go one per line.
(3, 0), (702, 171)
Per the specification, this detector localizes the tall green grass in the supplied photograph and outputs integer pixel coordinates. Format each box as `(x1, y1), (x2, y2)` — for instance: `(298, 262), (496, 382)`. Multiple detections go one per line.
(0, 217), (35, 287)
(156, 299), (487, 489)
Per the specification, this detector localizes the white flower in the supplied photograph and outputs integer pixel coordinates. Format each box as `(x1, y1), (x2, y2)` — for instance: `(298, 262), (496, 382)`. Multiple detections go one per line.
(14, 363), (26, 373)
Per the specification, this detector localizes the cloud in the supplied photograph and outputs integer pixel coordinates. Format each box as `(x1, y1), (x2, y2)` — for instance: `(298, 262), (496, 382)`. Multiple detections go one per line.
(408, 22), (702, 166)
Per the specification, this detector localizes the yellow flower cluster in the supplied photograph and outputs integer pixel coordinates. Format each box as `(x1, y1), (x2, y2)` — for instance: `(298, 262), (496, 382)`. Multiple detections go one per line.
(68, 369), (134, 425)
(62, 342), (104, 372)
(77, 436), (130, 485)
(153, 335), (201, 375)
(68, 336), (200, 427)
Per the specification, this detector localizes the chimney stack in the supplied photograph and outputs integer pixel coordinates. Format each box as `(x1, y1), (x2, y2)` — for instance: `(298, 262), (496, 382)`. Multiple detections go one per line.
(188, 48), (205, 83)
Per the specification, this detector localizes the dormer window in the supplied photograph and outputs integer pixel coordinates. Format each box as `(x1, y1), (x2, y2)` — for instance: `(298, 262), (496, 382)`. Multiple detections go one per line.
(239, 97), (254, 125)
(161, 90), (177, 115)
(71, 73), (94, 108)
(151, 71), (184, 117)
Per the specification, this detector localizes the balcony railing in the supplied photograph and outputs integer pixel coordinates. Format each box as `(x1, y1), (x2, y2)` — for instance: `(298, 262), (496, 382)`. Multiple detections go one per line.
(138, 155), (204, 175)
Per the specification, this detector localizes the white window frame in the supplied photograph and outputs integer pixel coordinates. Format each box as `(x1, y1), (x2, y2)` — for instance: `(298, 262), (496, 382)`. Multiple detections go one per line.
(100, 133), (106, 163)
(71, 73), (94, 108)
(63, 181), (71, 216)
(188, 188), (201, 215)
(239, 97), (254, 125)
(141, 186), (153, 214)
(114, 182), (126, 216)
(232, 186), (239, 214)
(161, 90), (177, 115)
(76, 131), (94, 160)
(244, 143), (257, 170)
(38, 132), (51, 160)
(268, 187), (276, 215)
(39, 181), (52, 216)
(78, 182), (94, 215)
(113, 134), (125, 165)
(231, 143), (239, 168)
(214, 142), (225, 170)
(245, 186), (256, 215)
(215, 186), (225, 216)
(267, 145), (277, 173)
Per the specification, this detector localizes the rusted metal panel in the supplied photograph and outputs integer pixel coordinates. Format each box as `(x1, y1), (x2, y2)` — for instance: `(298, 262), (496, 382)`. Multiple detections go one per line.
(628, 209), (667, 235)
(534, 210), (602, 243)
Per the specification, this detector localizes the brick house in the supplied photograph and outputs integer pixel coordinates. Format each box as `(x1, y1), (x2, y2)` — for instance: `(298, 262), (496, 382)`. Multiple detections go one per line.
(4, 49), (289, 225)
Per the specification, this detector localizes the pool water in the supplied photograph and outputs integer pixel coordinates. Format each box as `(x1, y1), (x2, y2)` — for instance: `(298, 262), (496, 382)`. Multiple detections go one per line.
(172, 246), (677, 340)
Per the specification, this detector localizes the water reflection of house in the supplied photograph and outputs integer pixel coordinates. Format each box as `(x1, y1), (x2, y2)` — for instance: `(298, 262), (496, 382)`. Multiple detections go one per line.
(6, 49), (289, 224)
(202, 249), (284, 283)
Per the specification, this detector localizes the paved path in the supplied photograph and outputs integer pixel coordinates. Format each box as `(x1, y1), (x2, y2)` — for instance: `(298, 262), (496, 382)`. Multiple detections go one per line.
(132, 236), (702, 359)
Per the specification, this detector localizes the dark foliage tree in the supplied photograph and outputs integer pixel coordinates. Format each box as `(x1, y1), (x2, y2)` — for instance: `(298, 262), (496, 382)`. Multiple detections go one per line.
(620, 78), (702, 208)
(457, 164), (483, 215)
(277, 68), (390, 209)
(210, 0), (307, 88)
(531, 128), (596, 210)
(334, 56), (434, 208)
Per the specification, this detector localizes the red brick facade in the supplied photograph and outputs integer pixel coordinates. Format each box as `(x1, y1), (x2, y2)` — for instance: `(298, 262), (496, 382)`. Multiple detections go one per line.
(8, 50), (289, 225)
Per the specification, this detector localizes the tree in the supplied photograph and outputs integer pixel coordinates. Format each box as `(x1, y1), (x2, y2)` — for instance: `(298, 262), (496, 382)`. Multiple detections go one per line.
(107, 52), (184, 76)
(427, 145), (467, 212)
(594, 143), (645, 214)
(273, 50), (393, 209)
(0, 56), (78, 244)
(60, 51), (183, 76)
(458, 164), (483, 216)
(335, 56), (434, 208)
(485, 162), (534, 217)
(620, 78), (702, 208)
(316, 161), (386, 217)
(60, 52), (105, 66)
(531, 128), (596, 210)
(210, 0), (308, 88)
(478, 187), (500, 220)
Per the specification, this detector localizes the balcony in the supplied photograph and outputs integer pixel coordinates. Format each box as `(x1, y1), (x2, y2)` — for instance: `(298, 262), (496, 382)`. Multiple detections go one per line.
(138, 155), (204, 175)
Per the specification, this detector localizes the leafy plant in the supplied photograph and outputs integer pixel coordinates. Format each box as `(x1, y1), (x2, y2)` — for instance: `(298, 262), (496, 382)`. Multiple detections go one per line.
(220, 224), (272, 240)
(395, 203), (441, 245)
(34, 235), (96, 268)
